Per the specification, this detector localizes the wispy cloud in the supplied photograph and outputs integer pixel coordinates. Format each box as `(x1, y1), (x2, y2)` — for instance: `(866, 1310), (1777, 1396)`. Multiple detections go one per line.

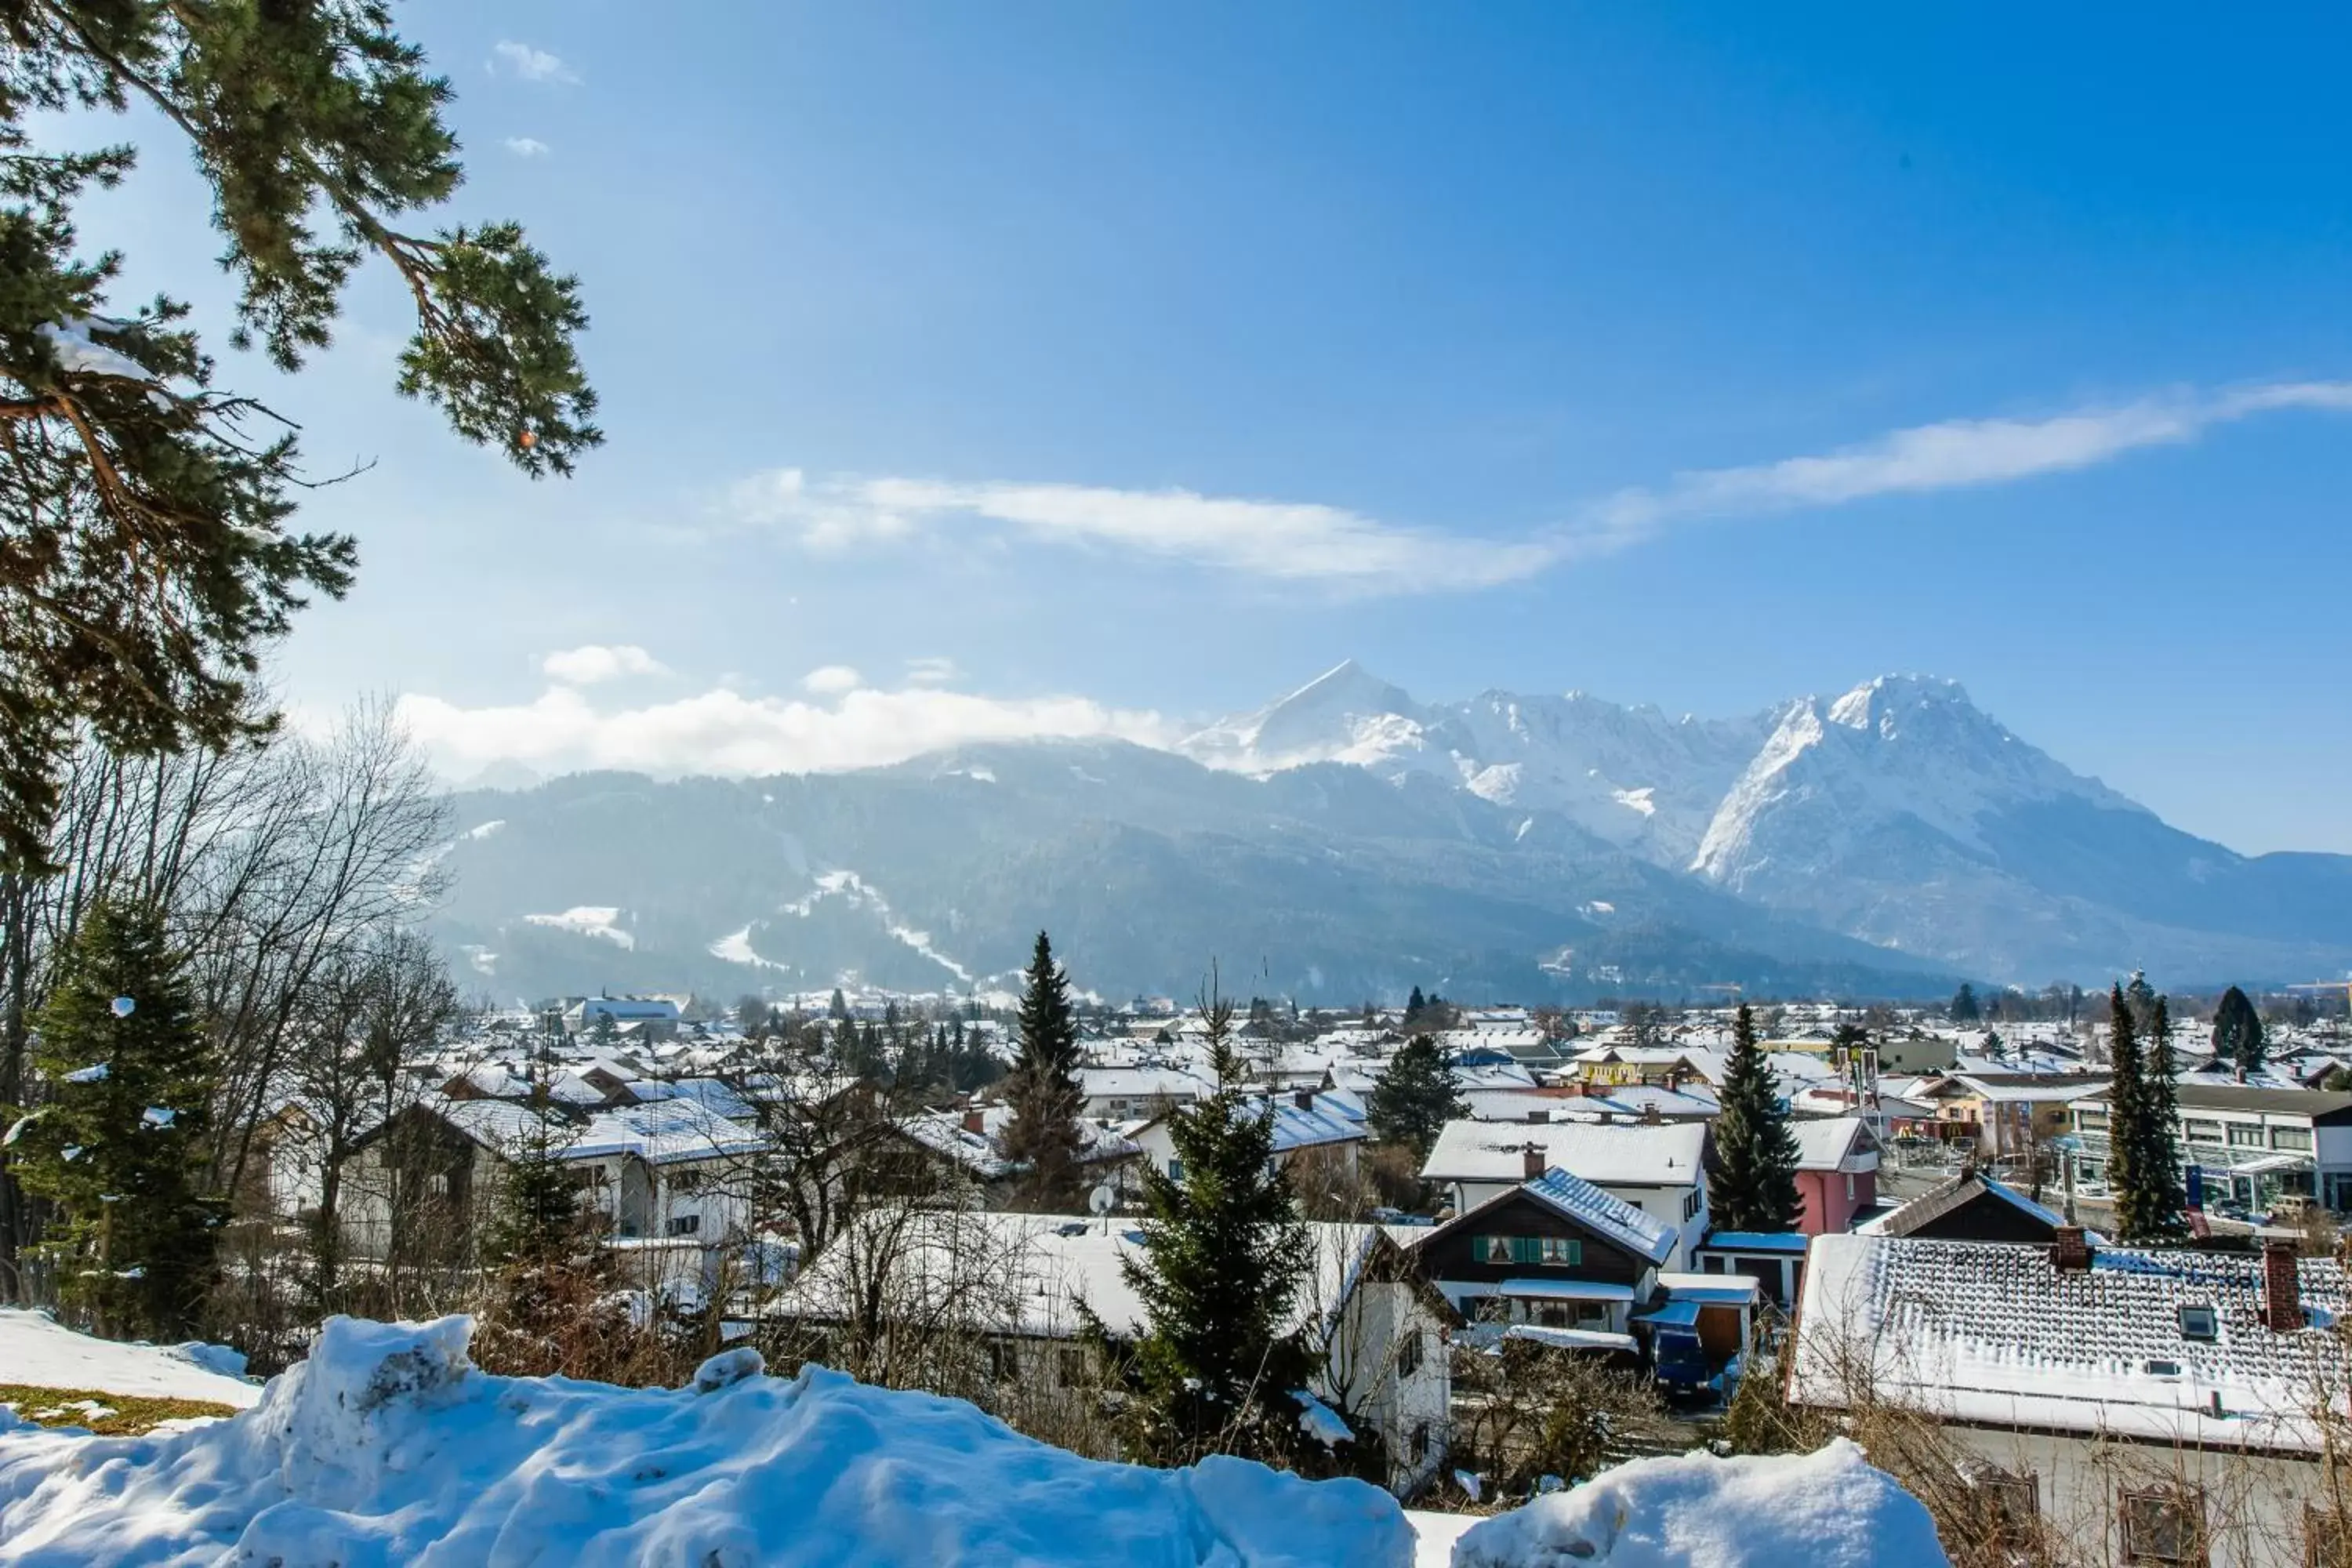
(491, 41), (577, 84)
(1579, 380), (2352, 550)
(397, 681), (1171, 779)
(724, 468), (1552, 593)
(503, 136), (552, 158)
(541, 644), (666, 685)
(800, 664), (864, 695)
(718, 378), (2352, 596)
(905, 656), (962, 686)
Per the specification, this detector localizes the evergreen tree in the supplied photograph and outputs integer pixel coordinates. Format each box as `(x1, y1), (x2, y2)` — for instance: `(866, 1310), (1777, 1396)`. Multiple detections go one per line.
(0, 9), (595, 869)
(2132, 994), (2188, 1242)
(1949, 982), (1982, 1025)
(1112, 988), (1314, 1465)
(829, 988), (851, 1022)
(1709, 1004), (1802, 1232)
(1365, 1034), (1466, 1159)
(2103, 984), (2151, 1238)
(2212, 985), (2267, 1076)
(1000, 931), (1085, 1209)
(2124, 970), (2159, 1032)
(13, 900), (222, 1337)
(1403, 985), (1428, 1027)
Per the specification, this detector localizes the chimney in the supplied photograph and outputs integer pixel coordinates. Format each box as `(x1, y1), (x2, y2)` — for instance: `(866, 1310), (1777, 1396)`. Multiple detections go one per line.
(2263, 1238), (2304, 1331)
(1522, 1144), (1546, 1181)
(1294, 1089), (1316, 1112)
(963, 1109), (986, 1137)
(2052, 1225), (2092, 1272)
(1665, 1069), (1682, 1094)
(1527, 1108), (1549, 1125)
(1642, 1101), (1663, 1126)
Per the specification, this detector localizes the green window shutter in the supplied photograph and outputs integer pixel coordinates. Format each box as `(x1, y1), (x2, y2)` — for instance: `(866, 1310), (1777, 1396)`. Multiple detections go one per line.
(1512, 1236), (1539, 1265)
(1566, 1239), (1582, 1266)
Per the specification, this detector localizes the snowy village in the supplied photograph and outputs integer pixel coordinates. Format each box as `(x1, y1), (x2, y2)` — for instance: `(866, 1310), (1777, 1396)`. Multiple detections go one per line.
(3, 5), (2350, 1566)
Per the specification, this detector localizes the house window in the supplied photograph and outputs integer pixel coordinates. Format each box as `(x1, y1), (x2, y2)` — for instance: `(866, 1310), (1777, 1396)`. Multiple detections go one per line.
(670, 1170), (706, 1195)
(1964, 1466), (2038, 1548)
(1409, 1422), (1430, 1465)
(986, 1341), (1013, 1382)
(1844, 1173), (1856, 1201)
(1057, 1347), (1087, 1388)
(2178, 1305), (2218, 1342)
(2077, 1111), (2111, 1131)
(1167, 1158), (1184, 1181)
(2228, 1124), (2267, 1149)
(1538, 1236), (1582, 1267)
(666, 1214), (700, 1236)
(1395, 1329), (1423, 1378)
(2273, 1127), (2315, 1152)
(2122, 1486), (2205, 1565)
(1682, 1189), (1701, 1221)
(2184, 1120), (2224, 1145)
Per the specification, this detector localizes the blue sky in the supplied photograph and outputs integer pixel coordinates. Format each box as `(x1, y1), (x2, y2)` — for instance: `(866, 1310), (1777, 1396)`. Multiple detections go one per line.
(66, 4), (2352, 851)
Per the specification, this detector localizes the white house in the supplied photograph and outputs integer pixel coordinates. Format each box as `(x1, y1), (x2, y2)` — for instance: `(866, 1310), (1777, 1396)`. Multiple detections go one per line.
(1791, 1227), (2352, 1567)
(780, 1210), (1457, 1496)
(1421, 1118), (1711, 1269)
(1127, 1090), (1365, 1188)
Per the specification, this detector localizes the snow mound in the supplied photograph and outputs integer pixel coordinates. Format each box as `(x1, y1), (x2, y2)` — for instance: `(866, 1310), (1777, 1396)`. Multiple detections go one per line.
(0, 1309), (260, 1407)
(0, 1314), (1413, 1566)
(1449, 1439), (1944, 1568)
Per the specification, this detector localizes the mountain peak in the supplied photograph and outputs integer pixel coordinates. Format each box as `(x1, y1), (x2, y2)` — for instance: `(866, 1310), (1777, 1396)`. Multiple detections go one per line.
(1826, 673), (1976, 733)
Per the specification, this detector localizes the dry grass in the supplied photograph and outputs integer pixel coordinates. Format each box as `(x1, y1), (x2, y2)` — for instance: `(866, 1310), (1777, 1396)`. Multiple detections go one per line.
(0, 1384), (239, 1436)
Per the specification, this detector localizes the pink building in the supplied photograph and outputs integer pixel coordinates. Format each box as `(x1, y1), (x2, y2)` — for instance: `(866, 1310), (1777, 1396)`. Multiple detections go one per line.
(1791, 1117), (1880, 1236)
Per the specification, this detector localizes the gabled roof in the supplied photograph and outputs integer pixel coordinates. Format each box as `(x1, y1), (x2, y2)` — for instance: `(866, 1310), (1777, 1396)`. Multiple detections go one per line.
(1421, 1117), (1707, 1189)
(1791, 1232), (2350, 1453)
(1857, 1170), (2064, 1240)
(1513, 1167), (1676, 1265)
(1788, 1116), (1877, 1172)
(565, 1098), (766, 1165)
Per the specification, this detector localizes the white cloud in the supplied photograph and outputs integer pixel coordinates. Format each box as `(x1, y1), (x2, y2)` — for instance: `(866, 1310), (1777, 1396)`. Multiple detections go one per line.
(725, 469), (1552, 593)
(396, 682), (1173, 779)
(716, 378), (2352, 594)
(801, 664), (864, 696)
(905, 656), (962, 685)
(1577, 379), (2352, 553)
(541, 644), (667, 686)
(491, 41), (577, 84)
(503, 136), (551, 158)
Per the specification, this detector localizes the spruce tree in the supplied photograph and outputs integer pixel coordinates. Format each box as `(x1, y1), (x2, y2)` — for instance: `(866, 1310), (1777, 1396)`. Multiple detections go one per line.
(1000, 931), (1085, 1209)
(1366, 1034), (1466, 1159)
(13, 899), (223, 1337)
(1114, 988), (1314, 1465)
(2103, 984), (2150, 1239)
(2212, 985), (2267, 1076)
(1403, 985), (1428, 1027)
(1950, 982), (1982, 1025)
(2132, 994), (2188, 1242)
(1709, 1004), (1802, 1232)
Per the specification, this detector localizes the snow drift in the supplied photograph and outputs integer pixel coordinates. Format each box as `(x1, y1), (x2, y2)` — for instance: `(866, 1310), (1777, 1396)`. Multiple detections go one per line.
(0, 1308), (260, 1409)
(0, 1314), (1413, 1566)
(1447, 1439), (1947, 1568)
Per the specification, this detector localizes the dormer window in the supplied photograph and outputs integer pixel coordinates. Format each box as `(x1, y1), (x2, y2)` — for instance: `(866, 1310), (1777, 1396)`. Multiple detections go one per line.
(2177, 1305), (2218, 1342)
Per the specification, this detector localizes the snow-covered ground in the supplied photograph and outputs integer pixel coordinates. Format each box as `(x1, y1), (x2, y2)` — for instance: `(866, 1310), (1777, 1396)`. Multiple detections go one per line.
(0, 1315), (1410, 1566)
(0, 1312), (1942, 1566)
(1445, 1439), (1945, 1567)
(0, 1309), (259, 1409)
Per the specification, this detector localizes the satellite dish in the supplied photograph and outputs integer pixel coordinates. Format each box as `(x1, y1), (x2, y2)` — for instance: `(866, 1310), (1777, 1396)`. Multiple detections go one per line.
(1087, 1185), (1116, 1216)
(110, 996), (135, 1018)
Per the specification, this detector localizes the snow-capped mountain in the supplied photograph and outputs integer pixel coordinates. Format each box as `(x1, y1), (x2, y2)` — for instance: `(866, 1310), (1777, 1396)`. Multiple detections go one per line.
(426, 663), (2351, 1000)
(1179, 660), (1769, 863)
(1176, 663), (2352, 982)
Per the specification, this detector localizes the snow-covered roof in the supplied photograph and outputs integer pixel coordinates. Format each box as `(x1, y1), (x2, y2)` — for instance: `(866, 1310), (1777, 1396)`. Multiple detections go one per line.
(1421, 1117), (1707, 1189)
(780, 1212), (1415, 1346)
(1513, 1167), (1676, 1265)
(565, 1099), (764, 1166)
(1075, 1065), (1214, 1102)
(896, 1106), (1139, 1180)
(1854, 1170), (2065, 1239)
(1788, 1116), (1875, 1172)
(1791, 1232), (2350, 1451)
